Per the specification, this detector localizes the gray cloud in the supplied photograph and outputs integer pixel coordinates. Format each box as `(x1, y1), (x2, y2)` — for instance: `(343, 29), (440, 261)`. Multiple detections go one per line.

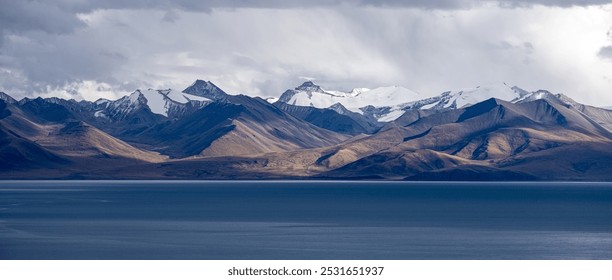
(50, 0), (612, 10)
(600, 46), (612, 60)
(599, 27), (612, 60)
(161, 10), (181, 23)
(1, 0), (610, 38)
(0, 1), (612, 105)
(0, 1), (85, 35)
(497, 0), (612, 7)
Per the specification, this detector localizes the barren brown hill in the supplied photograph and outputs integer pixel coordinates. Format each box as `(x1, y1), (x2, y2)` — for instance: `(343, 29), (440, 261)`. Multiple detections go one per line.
(0, 88), (611, 180)
(133, 95), (349, 158)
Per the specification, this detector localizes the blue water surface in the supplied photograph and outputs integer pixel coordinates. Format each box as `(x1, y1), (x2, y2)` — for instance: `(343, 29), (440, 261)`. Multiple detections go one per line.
(1, 181), (611, 259)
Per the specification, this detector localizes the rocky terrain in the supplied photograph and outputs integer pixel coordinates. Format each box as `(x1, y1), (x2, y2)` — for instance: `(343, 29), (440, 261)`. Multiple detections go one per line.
(1, 80), (611, 180)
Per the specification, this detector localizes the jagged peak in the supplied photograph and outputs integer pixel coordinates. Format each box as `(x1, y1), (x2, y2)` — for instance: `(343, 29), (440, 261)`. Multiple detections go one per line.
(182, 79), (228, 100)
(297, 80), (316, 87)
(277, 81), (325, 104)
(512, 89), (577, 108)
(295, 81), (323, 92)
(104, 90), (147, 110)
(186, 79), (221, 90)
(128, 90), (145, 103)
(0, 92), (17, 104)
(329, 102), (351, 114)
(43, 96), (81, 105)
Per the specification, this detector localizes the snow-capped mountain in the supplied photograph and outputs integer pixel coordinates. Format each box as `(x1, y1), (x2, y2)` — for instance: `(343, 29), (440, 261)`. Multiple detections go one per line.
(274, 81), (536, 122)
(513, 90), (612, 131)
(277, 81), (420, 121)
(182, 80), (228, 101)
(402, 83), (530, 110)
(140, 89), (209, 117)
(94, 88), (210, 119)
(514, 89), (596, 109)
(93, 91), (148, 120)
(0, 92), (17, 104)
(2, 79), (612, 180)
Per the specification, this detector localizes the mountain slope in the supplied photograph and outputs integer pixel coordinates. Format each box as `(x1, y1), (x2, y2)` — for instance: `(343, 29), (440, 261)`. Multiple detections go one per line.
(0, 100), (67, 170)
(137, 94), (349, 158)
(0, 92), (17, 104)
(45, 88), (211, 139)
(0, 125), (67, 170)
(19, 97), (75, 123)
(0, 98), (165, 172)
(320, 96), (611, 179)
(515, 90), (612, 132)
(273, 102), (382, 135)
(34, 121), (167, 162)
(135, 89), (210, 118)
(182, 80), (229, 101)
(1, 81), (611, 180)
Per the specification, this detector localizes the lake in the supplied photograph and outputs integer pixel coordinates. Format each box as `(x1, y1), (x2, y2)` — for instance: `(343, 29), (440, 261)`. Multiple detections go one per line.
(1, 181), (612, 259)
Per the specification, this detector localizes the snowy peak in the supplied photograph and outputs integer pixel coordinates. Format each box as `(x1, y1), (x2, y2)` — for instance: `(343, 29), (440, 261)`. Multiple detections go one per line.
(137, 88), (211, 117)
(329, 103), (351, 115)
(94, 88), (211, 119)
(278, 81), (325, 104)
(182, 80), (228, 101)
(295, 81), (324, 92)
(440, 83), (526, 109)
(0, 92), (17, 104)
(129, 90), (147, 105)
(277, 81), (420, 121)
(31, 80), (218, 121)
(97, 90), (148, 119)
(403, 83), (528, 110)
(513, 89), (557, 104)
(512, 89), (583, 109)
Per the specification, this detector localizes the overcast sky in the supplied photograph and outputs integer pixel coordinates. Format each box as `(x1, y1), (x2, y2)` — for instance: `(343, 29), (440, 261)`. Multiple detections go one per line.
(0, 0), (611, 106)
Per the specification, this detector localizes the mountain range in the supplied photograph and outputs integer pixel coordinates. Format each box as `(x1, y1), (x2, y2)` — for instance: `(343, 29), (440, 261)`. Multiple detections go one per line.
(1, 80), (611, 180)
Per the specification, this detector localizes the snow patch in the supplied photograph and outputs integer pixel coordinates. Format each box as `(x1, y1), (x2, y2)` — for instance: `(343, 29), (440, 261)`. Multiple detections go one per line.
(265, 97), (279, 103)
(402, 83), (528, 111)
(377, 110), (406, 122)
(443, 84), (522, 109)
(95, 99), (110, 106)
(138, 89), (211, 117)
(94, 110), (107, 118)
(129, 91), (142, 104)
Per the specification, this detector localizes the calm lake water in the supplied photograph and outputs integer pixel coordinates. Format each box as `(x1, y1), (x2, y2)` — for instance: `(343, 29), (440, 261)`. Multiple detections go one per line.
(1, 181), (612, 259)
